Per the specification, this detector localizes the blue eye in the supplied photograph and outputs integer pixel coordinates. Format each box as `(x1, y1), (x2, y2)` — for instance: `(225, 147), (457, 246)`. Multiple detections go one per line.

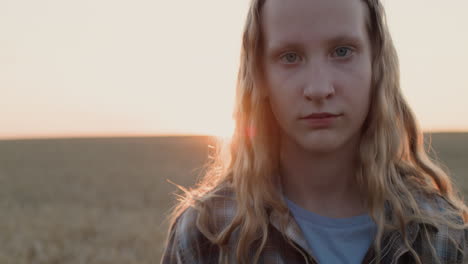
(280, 52), (300, 64)
(333, 47), (353, 58)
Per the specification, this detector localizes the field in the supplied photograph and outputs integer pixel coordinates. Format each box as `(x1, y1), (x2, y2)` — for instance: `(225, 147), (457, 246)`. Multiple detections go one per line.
(0, 133), (466, 264)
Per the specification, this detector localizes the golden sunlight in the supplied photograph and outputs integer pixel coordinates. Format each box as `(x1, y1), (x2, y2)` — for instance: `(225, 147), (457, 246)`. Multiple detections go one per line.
(211, 118), (236, 140)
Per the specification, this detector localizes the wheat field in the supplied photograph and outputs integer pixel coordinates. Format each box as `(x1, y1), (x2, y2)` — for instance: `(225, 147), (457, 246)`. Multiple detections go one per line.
(0, 133), (466, 264)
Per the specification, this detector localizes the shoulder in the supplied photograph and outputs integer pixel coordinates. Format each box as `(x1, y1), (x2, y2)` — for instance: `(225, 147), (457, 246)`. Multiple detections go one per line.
(416, 192), (464, 225)
(188, 182), (238, 235)
(176, 182), (237, 232)
(413, 192), (466, 263)
(161, 183), (237, 264)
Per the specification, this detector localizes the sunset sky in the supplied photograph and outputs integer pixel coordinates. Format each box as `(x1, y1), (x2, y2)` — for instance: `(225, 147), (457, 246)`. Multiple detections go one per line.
(1, 0), (467, 140)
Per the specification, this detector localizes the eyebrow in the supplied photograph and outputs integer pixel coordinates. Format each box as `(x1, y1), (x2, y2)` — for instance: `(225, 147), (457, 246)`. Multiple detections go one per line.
(327, 35), (364, 47)
(266, 34), (365, 54)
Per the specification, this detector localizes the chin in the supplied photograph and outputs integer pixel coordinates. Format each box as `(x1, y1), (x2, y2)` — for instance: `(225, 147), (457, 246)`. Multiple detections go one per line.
(300, 131), (349, 154)
(303, 140), (343, 154)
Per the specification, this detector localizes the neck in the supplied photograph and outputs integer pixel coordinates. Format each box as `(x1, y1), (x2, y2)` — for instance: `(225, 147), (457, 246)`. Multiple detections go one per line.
(280, 133), (367, 218)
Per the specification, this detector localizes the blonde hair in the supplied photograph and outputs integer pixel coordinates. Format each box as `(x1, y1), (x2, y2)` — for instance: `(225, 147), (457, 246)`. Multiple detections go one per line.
(164, 0), (468, 263)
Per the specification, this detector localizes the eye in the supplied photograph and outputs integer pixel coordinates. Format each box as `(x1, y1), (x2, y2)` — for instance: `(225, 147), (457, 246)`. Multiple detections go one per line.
(279, 52), (301, 64)
(332, 47), (354, 58)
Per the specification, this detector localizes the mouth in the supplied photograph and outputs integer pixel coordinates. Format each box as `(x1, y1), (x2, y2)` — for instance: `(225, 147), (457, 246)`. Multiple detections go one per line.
(300, 112), (342, 128)
(301, 112), (342, 119)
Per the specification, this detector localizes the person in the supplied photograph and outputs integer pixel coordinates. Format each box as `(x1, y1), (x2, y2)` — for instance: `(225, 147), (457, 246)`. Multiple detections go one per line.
(160, 0), (468, 263)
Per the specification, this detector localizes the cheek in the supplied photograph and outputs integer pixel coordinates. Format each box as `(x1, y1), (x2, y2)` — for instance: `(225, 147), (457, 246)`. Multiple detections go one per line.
(265, 69), (299, 109)
(265, 79), (299, 129)
(268, 92), (292, 122)
(338, 60), (372, 108)
(266, 67), (288, 94)
(349, 71), (372, 127)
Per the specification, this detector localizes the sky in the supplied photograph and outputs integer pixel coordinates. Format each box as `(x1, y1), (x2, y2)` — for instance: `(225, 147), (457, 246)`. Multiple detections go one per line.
(0, 0), (467, 140)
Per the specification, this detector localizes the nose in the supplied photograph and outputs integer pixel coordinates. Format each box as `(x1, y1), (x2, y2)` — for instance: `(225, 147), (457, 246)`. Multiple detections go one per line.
(303, 65), (335, 101)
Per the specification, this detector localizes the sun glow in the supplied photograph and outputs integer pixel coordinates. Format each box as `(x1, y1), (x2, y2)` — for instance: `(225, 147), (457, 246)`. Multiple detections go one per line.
(210, 117), (236, 140)
(0, 1), (466, 141)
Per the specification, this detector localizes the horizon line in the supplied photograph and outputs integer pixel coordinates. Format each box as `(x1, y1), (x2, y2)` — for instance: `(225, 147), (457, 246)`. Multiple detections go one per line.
(0, 130), (467, 142)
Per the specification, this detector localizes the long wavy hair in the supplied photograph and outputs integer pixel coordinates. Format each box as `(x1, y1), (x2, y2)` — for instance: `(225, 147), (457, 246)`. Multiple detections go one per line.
(164, 0), (468, 263)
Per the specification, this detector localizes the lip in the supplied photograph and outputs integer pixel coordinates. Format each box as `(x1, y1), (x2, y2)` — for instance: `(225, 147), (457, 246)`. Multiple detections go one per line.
(300, 112), (342, 128)
(300, 112), (341, 119)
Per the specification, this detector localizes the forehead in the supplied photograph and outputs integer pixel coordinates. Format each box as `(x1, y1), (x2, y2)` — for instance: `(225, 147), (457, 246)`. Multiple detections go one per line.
(261, 0), (369, 48)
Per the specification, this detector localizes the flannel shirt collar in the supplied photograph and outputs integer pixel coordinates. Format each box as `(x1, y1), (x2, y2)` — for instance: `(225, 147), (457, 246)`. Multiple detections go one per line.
(268, 194), (441, 264)
(213, 183), (442, 264)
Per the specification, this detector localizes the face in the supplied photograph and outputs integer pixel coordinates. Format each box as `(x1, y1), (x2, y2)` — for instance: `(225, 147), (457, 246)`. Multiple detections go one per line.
(261, 0), (373, 153)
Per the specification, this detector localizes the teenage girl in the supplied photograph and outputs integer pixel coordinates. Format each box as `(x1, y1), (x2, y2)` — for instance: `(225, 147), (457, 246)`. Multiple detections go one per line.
(161, 0), (467, 263)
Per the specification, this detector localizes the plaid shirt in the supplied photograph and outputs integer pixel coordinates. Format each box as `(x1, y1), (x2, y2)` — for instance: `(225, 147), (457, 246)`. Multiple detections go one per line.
(161, 184), (467, 264)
